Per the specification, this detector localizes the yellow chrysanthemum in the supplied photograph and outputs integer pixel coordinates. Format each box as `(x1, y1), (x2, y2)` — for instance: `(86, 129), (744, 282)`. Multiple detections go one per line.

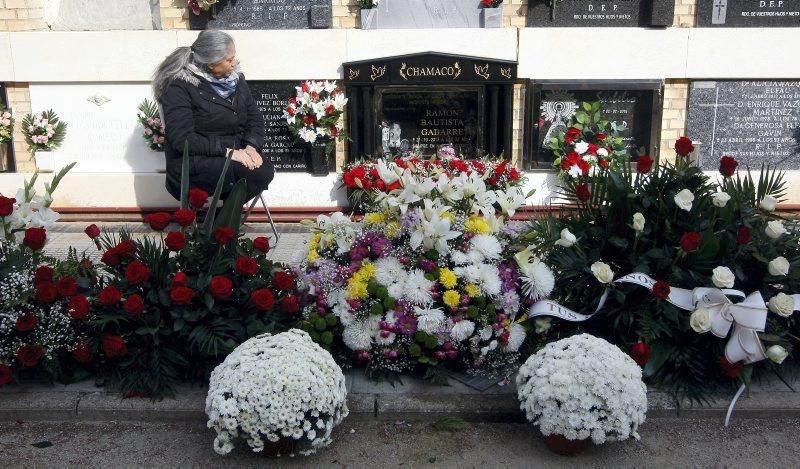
(465, 283), (480, 298)
(465, 215), (491, 234)
(364, 212), (386, 225)
(385, 221), (400, 239)
(443, 290), (461, 308)
(307, 250), (319, 262)
(353, 263), (375, 283)
(439, 268), (458, 289)
(306, 233), (322, 262)
(347, 279), (369, 300)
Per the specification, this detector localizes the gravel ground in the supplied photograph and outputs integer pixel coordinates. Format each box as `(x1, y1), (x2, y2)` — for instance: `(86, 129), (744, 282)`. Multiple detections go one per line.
(0, 418), (798, 468)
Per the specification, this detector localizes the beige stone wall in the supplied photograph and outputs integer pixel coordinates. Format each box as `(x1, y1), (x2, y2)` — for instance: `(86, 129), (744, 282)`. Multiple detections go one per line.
(502, 0), (528, 27)
(659, 79), (689, 162)
(0, 0), (46, 31)
(160, 0), (189, 30)
(674, 0), (697, 27)
(4, 83), (35, 171)
(510, 83), (524, 164)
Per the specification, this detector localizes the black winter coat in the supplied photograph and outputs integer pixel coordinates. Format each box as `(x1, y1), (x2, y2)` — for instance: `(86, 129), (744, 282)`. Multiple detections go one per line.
(159, 74), (266, 199)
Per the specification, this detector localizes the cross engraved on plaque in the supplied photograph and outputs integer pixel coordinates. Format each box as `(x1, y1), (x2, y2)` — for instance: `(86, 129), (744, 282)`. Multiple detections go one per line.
(712, 0), (728, 24)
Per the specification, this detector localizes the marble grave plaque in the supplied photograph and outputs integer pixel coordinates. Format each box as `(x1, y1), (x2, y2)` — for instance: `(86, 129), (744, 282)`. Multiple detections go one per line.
(697, 0), (800, 27)
(189, 0), (332, 30)
(527, 0), (674, 27)
(249, 81), (308, 172)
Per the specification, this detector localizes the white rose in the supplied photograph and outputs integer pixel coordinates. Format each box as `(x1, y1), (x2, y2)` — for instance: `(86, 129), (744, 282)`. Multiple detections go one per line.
(591, 261), (615, 284)
(766, 345), (788, 365)
(673, 189), (695, 212)
(768, 256), (790, 276)
(554, 228), (577, 247)
(765, 220), (786, 239)
(712, 191), (731, 208)
(759, 195), (778, 212)
(689, 307), (712, 333)
(711, 266), (735, 288)
(534, 317), (552, 334)
(632, 212), (645, 232)
(768, 293), (795, 317)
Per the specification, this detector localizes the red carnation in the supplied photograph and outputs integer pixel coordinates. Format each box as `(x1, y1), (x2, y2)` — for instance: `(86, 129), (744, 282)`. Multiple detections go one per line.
(343, 166), (366, 188)
(325, 104), (335, 115)
(586, 143), (598, 155)
(17, 344), (44, 368)
(272, 271), (295, 291)
(652, 281), (671, 300)
(719, 155), (738, 177)
(253, 237), (270, 254)
(251, 289), (275, 311)
(330, 127), (338, 138)
(564, 127), (582, 145)
(737, 226), (752, 245)
(209, 276), (233, 299)
(125, 261), (150, 285)
(173, 209), (196, 227)
(0, 195), (15, 217)
(102, 335), (128, 359)
(68, 295), (90, 321)
(575, 184), (590, 202)
(34, 265), (54, 286)
(16, 312), (38, 332)
(636, 155), (654, 174)
(98, 285), (122, 306)
(171, 272), (188, 287)
(680, 231), (702, 252)
(55, 277), (78, 297)
(720, 357), (743, 379)
(170, 285), (195, 305)
(0, 363), (12, 386)
(629, 342), (652, 366)
(303, 115), (317, 126)
(35, 283), (57, 305)
(145, 212), (171, 231)
(598, 158), (610, 169)
(509, 168), (520, 181)
(164, 231), (186, 251)
(188, 188), (209, 209)
(235, 256), (259, 276)
(674, 136), (695, 157)
(280, 295), (300, 314)
(595, 133), (607, 141)
(71, 343), (93, 364)
(123, 294), (145, 316)
(23, 227), (47, 251)
(84, 224), (101, 239)
(214, 226), (236, 244)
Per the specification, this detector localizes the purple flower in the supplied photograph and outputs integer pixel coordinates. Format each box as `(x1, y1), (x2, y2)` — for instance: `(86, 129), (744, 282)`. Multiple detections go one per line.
(393, 309), (418, 336)
(418, 258), (436, 273)
(501, 221), (527, 238)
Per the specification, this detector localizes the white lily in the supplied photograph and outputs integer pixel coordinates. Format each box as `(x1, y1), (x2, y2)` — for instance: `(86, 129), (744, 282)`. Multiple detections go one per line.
(435, 174), (464, 203)
(471, 190), (497, 218)
(377, 159), (401, 185)
(494, 187), (526, 217)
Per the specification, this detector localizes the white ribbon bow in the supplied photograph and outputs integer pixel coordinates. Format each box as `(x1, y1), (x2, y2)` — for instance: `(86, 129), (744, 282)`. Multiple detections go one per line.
(694, 289), (768, 365)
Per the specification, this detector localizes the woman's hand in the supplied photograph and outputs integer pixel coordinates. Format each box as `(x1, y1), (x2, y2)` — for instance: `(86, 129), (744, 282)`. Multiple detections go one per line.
(244, 145), (263, 169)
(231, 149), (257, 170)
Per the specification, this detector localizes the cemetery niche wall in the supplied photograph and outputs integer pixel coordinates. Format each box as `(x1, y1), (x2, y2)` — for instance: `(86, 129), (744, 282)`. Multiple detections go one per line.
(697, 0), (800, 27)
(524, 80), (663, 170)
(527, 0), (675, 27)
(189, 0), (332, 30)
(343, 53), (517, 161)
(358, 0), (503, 29)
(0, 83), (14, 173)
(687, 80), (800, 171)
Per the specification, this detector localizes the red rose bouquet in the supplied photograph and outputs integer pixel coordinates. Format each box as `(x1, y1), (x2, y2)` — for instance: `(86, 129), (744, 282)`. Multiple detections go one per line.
(283, 80), (348, 153)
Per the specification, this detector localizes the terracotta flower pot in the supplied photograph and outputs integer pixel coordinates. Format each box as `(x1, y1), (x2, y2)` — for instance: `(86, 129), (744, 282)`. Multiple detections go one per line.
(544, 434), (590, 456)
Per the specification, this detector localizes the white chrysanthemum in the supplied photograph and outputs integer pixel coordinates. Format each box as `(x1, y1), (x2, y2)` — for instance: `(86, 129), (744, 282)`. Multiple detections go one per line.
(450, 250), (470, 266)
(469, 234), (502, 262)
(519, 259), (555, 300)
(342, 321), (373, 351)
(449, 320), (475, 342)
(374, 256), (406, 287)
(403, 269), (434, 305)
(505, 323), (526, 352)
(414, 304), (445, 334)
(478, 264), (502, 297)
(387, 283), (404, 300)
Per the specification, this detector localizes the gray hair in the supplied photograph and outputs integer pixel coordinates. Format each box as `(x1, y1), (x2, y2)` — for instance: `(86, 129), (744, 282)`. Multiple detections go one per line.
(152, 30), (235, 101)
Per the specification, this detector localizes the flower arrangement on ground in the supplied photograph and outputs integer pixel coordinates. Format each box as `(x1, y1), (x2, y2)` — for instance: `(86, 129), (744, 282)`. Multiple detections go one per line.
(525, 136), (799, 402)
(283, 80), (348, 151)
(0, 108), (13, 143)
(137, 99), (165, 151)
(516, 334), (647, 452)
(188, 0), (218, 15)
(21, 110), (67, 153)
(296, 155), (555, 380)
(206, 330), (349, 456)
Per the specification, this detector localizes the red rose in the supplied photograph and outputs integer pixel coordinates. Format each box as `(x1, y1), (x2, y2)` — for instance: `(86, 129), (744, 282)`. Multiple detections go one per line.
(188, 188), (209, 209)
(214, 226), (236, 244)
(575, 184), (590, 202)
(0, 195), (15, 217)
(253, 237), (270, 254)
(173, 209), (196, 227)
(171, 272), (188, 287)
(636, 155), (654, 173)
(123, 294), (145, 316)
(170, 285), (195, 305)
(164, 231), (186, 251)
(680, 231), (702, 252)
(280, 295), (300, 314)
(272, 271), (295, 291)
(17, 344), (44, 368)
(652, 281), (671, 300)
(343, 166), (366, 188)
(102, 335), (128, 358)
(84, 224), (101, 239)
(481, 0), (492, 7)
(0, 363), (12, 386)
(330, 127), (338, 138)
(101, 248), (120, 266)
(35, 283), (57, 305)
(737, 226), (752, 245)
(16, 312), (38, 332)
(71, 343), (93, 364)
(209, 275), (233, 299)
(720, 357), (742, 379)
(719, 155), (738, 177)
(629, 342), (651, 366)
(235, 256), (259, 276)
(595, 133), (607, 141)
(98, 285), (122, 305)
(674, 136), (695, 157)
(23, 227), (47, 251)
(125, 261), (150, 285)
(564, 127), (581, 145)
(301, 82), (310, 93)
(509, 168), (520, 181)
(55, 277), (78, 297)
(285, 105), (296, 116)
(251, 289), (275, 310)
(303, 115), (316, 126)
(34, 265), (54, 285)
(145, 212), (171, 231)
(68, 295), (90, 321)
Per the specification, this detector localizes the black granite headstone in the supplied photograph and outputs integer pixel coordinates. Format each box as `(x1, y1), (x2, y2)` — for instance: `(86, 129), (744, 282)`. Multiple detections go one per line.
(249, 81), (308, 172)
(687, 81), (800, 170)
(697, 0), (800, 27)
(525, 81), (661, 168)
(189, 0), (332, 30)
(527, 0), (674, 27)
